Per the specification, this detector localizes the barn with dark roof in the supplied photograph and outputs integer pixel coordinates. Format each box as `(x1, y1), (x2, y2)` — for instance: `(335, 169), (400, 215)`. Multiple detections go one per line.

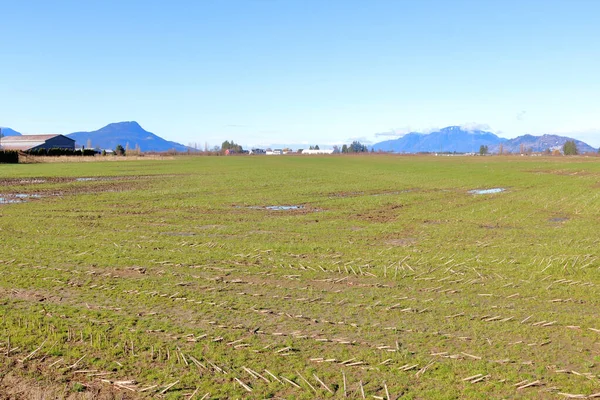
(0, 134), (75, 152)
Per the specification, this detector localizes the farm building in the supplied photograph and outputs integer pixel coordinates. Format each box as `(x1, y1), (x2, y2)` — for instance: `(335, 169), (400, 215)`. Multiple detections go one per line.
(0, 134), (75, 152)
(300, 149), (334, 155)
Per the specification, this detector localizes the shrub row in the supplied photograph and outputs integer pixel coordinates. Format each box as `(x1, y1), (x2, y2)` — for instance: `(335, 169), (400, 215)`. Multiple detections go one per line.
(26, 148), (97, 156)
(0, 150), (19, 164)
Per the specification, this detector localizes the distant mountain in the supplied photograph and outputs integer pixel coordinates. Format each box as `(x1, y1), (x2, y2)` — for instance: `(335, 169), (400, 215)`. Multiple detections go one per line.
(67, 121), (192, 152)
(490, 134), (596, 154)
(372, 126), (505, 153)
(251, 143), (330, 151)
(0, 127), (22, 137)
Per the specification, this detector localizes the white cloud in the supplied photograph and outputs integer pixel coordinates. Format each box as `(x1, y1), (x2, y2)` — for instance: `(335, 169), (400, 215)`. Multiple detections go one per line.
(516, 110), (527, 121)
(421, 126), (441, 134)
(346, 136), (373, 144)
(374, 123), (495, 138)
(460, 122), (492, 132)
(374, 127), (413, 137)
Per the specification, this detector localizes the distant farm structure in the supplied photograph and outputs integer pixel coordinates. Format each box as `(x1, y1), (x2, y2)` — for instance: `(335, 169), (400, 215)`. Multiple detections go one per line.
(0, 134), (75, 152)
(301, 149), (334, 155)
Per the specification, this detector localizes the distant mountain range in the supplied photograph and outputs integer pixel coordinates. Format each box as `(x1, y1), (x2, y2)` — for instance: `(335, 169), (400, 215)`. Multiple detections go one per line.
(489, 134), (595, 154)
(373, 126), (503, 153)
(3, 123), (597, 154)
(0, 127), (22, 137)
(67, 121), (191, 152)
(372, 126), (597, 154)
(1, 122), (191, 152)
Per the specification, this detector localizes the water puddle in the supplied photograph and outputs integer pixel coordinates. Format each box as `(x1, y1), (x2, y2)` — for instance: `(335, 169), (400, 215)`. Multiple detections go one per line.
(468, 188), (505, 195)
(74, 177), (119, 182)
(372, 191), (405, 197)
(0, 193), (43, 204)
(549, 217), (569, 223)
(0, 197), (24, 204)
(265, 205), (304, 210)
(240, 204), (305, 211)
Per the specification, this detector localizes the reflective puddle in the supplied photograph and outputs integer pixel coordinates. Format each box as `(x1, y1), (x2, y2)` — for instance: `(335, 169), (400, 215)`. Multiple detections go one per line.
(242, 205), (306, 211)
(549, 217), (568, 223)
(469, 188), (505, 195)
(0, 193), (43, 204)
(0, 197), (23, 204)
(265, 205), (304, 210)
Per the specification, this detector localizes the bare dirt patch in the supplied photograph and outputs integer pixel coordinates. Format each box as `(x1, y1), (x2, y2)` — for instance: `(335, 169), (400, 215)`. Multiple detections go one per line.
(527, 169), (595, 176)
(0, 364), (134, 400)
(197, 224), (225, 230)
(355, 204), (404, 222)
(161, 232), (197, 236)
(0, 175), (173, 205)
(326, 189), (412, 199)
(0, 288), (61, 304)
(384, 238), (417, 247)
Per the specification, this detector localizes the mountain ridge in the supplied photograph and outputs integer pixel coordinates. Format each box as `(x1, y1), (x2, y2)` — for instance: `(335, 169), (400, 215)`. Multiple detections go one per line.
(372, 126), (596, 154)
(0, 127), (22, 137)
(372, 126), (505, 153)
(491, 134), (595, 154)
(67, 121), (192, 152)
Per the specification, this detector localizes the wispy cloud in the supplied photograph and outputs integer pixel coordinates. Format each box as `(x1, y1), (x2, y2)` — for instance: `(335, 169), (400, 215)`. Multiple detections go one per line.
(376, 123), (493, 137)
(374, 127), (413, 137)
(460, 122), (492, 132)
(516, 110), (527, 121)
(345, 136), (373, 144)
(421, 126), (441, 134)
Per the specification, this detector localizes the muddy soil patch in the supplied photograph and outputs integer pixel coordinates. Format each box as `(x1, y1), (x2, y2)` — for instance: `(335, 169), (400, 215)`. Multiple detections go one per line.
(384, 238), (417, 247)
(326, 189), (412, 199)
(0, 365), (134, 400)
(355, 204), (404, 222)
(0, 288), (57, 303)
(197, 224), (226, 230)
(0, 174), (182, 187)
(527, 169), (595, 176)
(161, 231), (197, 236)
(0, 175), (164, 205)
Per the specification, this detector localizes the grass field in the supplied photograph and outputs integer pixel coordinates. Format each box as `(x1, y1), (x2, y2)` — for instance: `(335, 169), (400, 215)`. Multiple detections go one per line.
(1, 155), (599, 399)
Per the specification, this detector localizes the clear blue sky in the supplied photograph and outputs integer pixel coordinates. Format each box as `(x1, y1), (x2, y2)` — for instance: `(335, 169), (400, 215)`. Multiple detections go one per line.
(2, 0), (599, 148)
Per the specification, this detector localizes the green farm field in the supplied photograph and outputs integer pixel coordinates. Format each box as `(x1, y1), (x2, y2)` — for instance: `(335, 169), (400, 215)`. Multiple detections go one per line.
(0, 155), (599, 399)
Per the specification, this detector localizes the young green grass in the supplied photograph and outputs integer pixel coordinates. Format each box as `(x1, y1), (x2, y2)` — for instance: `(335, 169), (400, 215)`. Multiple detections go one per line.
(1, 154), (599, 398)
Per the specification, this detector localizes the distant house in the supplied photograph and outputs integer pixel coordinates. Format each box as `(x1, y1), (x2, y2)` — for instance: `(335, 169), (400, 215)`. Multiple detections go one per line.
(300, 149), (334, 155)
(0, 134), (75, 152)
